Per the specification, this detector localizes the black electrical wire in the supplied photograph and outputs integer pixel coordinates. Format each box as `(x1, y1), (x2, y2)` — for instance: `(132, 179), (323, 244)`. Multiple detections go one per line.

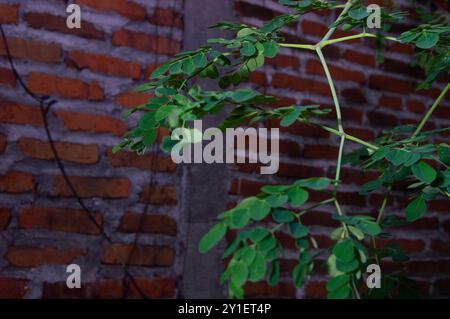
(0, 23), (147, 299)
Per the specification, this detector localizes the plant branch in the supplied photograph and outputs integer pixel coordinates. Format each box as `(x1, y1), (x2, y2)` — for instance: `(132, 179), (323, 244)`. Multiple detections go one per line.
(320, 33), (398, 47)
(279, 43), (316, 50)
(412, 83), (450, 138)
(320, 0), (355, 43)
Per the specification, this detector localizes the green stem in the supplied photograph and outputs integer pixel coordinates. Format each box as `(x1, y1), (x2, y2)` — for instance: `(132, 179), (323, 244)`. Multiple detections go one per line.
(298, 198), (335, 216)
(412, 83), (450, 138)
(320, 33), (398, 47)
(314, 123), (378, 150)
(279, 43), (316, 50)
(320, 0), (355, 43)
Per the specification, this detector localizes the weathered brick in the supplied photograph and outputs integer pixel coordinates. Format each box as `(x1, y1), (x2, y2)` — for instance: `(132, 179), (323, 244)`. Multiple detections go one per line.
(107, 149), (176, 172)
(0, 37), (61, 64)
(0, 133), (5, 154)
(342, 49), (376, 67)
(102, 244), (174, 267)
(18, 138), (99, 164)
(113, 29), (180, 55)
(277, 163), (324, 179)
(149, 8), (183, 28)
(115, 91), (153, 108)
(43, 280), (122, 299)
(249, 71), (267, 86)
(369, 74), (411, 93)
(367, 110), (399, 127)
(244, 281), (295, 298)
(341, 88), (367, 103)
(407, 99), (425, 113)
(306, 60), (365, 83)
(0, 278), (28, 298)
(0, 171), (34, 193)
(0, 208), (11, 230)
(267, 54), (300, 69)
(379, 95), (402, 110)
(7, 247), (86, 267)
(119, 212), (177, 236)
(304, 280), (326, 298)
(55, 110), (126, 136)
(27, 72), (104, 101)
(25, 12), (104, 40)
(0, 100), (43, 125)
(301, 20), (327, 37)
(76, 0), (146, 21)
(272, 73), (330, 96)
(139, 186), (177, 205)
(0, 3), (18, 24)
(19, 207), (102, 235)
(0, 67), (15, 87)
(303, 144), (339, 160)
(53, 175), (130, 198)
(67, 50), (141, 79)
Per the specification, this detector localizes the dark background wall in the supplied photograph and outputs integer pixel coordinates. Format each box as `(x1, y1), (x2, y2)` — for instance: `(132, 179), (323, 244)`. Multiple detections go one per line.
(0, 0), (449, 299)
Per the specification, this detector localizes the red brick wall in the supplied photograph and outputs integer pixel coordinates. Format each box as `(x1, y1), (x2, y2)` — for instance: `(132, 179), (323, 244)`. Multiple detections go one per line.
(232, 0), (450, 298)
(0, 0), (449, 299)
(0, 0), (183, 299)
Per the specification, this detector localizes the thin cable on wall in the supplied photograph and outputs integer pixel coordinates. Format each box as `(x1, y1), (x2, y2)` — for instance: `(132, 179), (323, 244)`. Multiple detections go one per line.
(0, 23), (147, 299)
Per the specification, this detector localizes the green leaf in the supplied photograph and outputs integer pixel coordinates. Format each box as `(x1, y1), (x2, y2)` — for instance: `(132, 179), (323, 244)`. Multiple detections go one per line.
(349, 7), (369, 20)
(248, 227), (270, 242)
(326, 274), (350, 292)
(287, 187), (308, 207)
(142, 129), (157, 146)
(199, 223), (227, 253)
(138, 112), (157, 129)
(295, 177), (331, 190)
(327, 284), (351, 299)
(240, 247), (256, 265)
(289, 222), (309, 238)
(272, 209), (295, 223)
(241, 42), (256, 56)
(193, 53), (208, 68)
(356, 221), (381, 236)
(348, 226), (364, 240)
(405, 195), (427, 221)
(237, 27), (257, 37)
(416, 32), (439, 49)
(223, 237), (241, 258)
(336, 259), (359, 273)
(412, 161), (437, 184)
(263, 41), (278, 58)
(386, 149), (411, 166)
(248, 252), (266, 282)
(437, 144), (450, 165)
(231, 262), (248, 287)
(268, 261), (280, 286)
(232, 89), (258, 103)
(265, 194), (288, 208)
(259, 236), (277, 253)
(292, 264), (308, 288)
(242, 197), (271, 221)
(261, 184), (291, 194)
(230, 208), (250, 229)
(182, 57), (195, 74)
(280, 107), (302, 127)
(332, 239), (355, 262)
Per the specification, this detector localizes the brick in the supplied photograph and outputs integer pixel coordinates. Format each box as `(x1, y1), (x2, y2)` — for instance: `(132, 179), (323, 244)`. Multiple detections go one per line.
(67, 50), (141, 79)
(239, 179), (266, 197)
(277, 163), (324, 179)
(367, 111), (399, 127)
(369, 75), (411, 93)
(304, 280), (326, 298)
(345, 127), (375, 140)
(18, 138), (99, 164)
(139, 186), (177, 205)
(306, 60), (365, 83)
(43, 280), (122, 299)
(267, 119), (329, 138)
(336, 191), (366, 207)
(55, 111), (126, 136)
(341, 88), (367, 103)
(235, 1), (279, 22)
(303, 144), (339, 160)
(25, 12), (104, 40)
(342, 49), (376, 67)
(375, 238), (425, 253)
(115, 91), (153, 108)
(102, 244), (174, 267)
(272, 73), (330, 96)
(379, 95), (402, 110)
(0, 171), (34, 193)
(340, 168), (380, 185)
(127, 277), (175, 298)
(0, 208), (11, 230)
(0, 278), (28, 298)
(436, 279), (450, 296)
(249, 71), (267, 86)
(53, 175), (130, 199)
(301, 20), (327, 37)
(267, 54), (300, 69)
(0, 100), (43, 125)
(27, 72), (104, 101)
(0, 67), (15, 87)
(0, 37), (61, 64)
(279, 139), (301, 158)
(0, 3), (18, 24)
(0, 133), (5, 153)
(407, 99), (425, 113)
(113, 29), (179, 55)
(149, 8), (183, 28)
(76, 0), (146, 21)
(244, 281), (295, 298)
(7, 247), (86, 267)
(19, 207), (102, 235)
(107, 149), (176, 172)
(119, 212), (177, 236)
(382, 58), (424, 78)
